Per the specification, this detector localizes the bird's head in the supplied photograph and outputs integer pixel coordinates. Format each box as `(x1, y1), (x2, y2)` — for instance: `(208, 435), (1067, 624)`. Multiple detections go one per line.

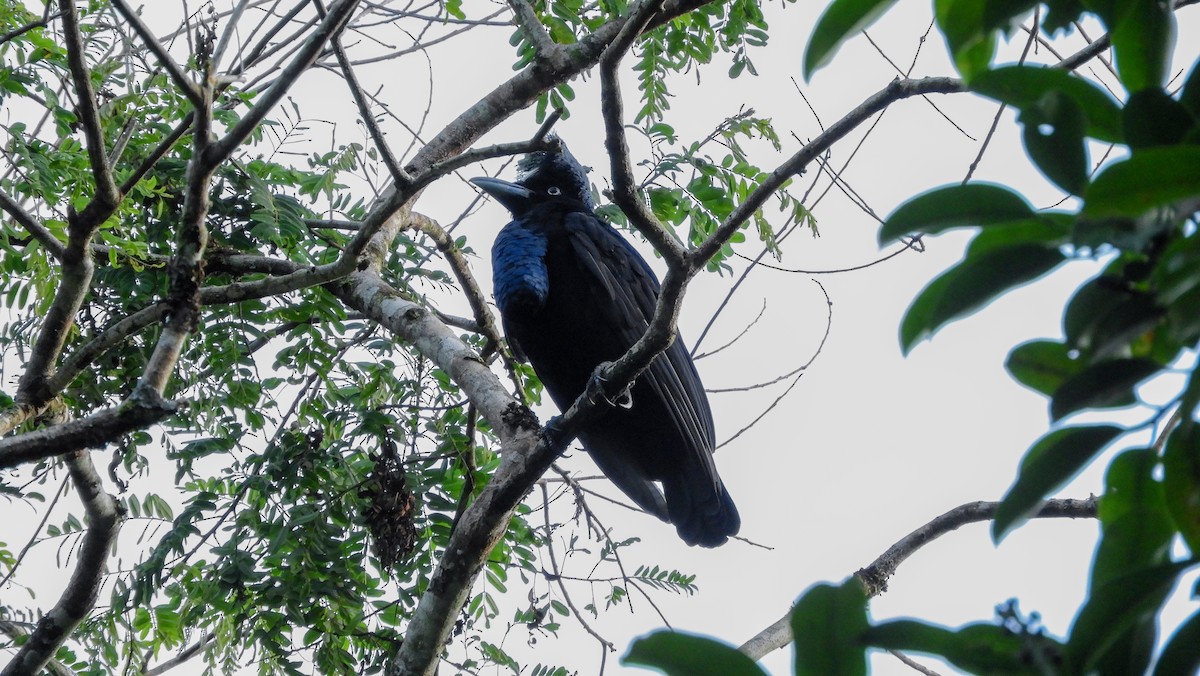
(471, 137), (593, 215)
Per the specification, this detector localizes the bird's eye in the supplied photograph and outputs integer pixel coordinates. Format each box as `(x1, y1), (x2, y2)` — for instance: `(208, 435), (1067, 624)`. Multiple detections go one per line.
(547, 186), (562, 196)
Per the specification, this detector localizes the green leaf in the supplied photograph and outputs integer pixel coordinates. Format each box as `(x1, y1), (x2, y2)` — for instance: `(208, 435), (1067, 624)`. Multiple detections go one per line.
(970, 64), (1123, 142)
(1005, 340), (1082, 397)
(1069, 448), (1179, 672)
(993, 425), (1123, 542)
(791, 579), (868, 676)
(1164, 424), (1200, 555)
(623, 631), (768, 676)
(934, 0), (996, 79)
(1082, 147), (1200, 218)
(1067, 561), (1190, 673)
(1094, 448), (1175, 581)
(879, 183), (1035, 245)
(1108, 0), (1174, 93)
(1123, 88), (1194, 149)
(803, 0), (900, 80)
(1050, 358), (1161, 421)
(1064, 277), (1163, 359)
(901, 243), (1064, 353)
(1043, 0), (1086, 33)
(864, 620), (1060, 674)
(1153, 608), (1200, 676)
(1020, 90), (1089, 195)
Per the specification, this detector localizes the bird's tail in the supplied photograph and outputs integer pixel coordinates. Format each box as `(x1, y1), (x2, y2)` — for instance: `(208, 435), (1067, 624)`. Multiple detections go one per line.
(663, 473), (740, 548)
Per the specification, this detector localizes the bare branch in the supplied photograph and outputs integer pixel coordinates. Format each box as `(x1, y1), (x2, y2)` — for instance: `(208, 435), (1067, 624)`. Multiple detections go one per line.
(142, 632), (215, 675)
(693, 77), (964, 265)
(2, 450), (121, 676)
(737, 497), (1099, 661)
(110, 0), (203, 107)
(0, 188), (65, 260)
(207, 0), (362, 167)
(316, 0), (412, 187)
(57, 0), (120, 224)
(0, 396), (178, 471)
(599, 0), (686, 267)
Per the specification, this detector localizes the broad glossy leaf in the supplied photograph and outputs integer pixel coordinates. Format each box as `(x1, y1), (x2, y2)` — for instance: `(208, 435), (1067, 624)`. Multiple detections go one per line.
(1124, 88), (1194, 149)
(1108, 0), (1174, 93)
(971, 65), (1123, 142)
(1164, 425), (1200, 555)
(791, 579), (868, 676)
(1067, 560), (1190, 673)
(1005, 340), (1082, 397)
(1050, 358), (1161, 421)
(879, 184), (1035, 245)
(901, 243), (1064, 353)
(1153, 608), (1200, 676)
(624, 631), (767, 676)
(1082, 147), (1200, 218)
(1043, 0), (1086, 33)
(965, 215), (1072, 257)
(934, 0), (995, 79)
(992, 425), (1123, 542)
(1063, 278), (1163, 359)
(1094, 449), (1174, 583)
(803, 0), (899, 80)
(1020, 90), (1089, 195)
(863, 619), (1061, 674)
(1066, 448), (1178, 671)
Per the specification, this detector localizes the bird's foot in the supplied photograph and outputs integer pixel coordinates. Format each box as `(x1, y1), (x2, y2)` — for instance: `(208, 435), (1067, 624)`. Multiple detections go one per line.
(542, 415), (566, 451)
(585, 362), (633, 409)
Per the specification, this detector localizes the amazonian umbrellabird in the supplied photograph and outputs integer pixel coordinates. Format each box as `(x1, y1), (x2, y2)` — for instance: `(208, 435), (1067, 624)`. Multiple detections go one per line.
(471, 141), (739, 547)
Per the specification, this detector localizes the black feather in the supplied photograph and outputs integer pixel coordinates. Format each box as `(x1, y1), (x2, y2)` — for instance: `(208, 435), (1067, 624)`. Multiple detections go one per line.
(473, 141), (739, 547)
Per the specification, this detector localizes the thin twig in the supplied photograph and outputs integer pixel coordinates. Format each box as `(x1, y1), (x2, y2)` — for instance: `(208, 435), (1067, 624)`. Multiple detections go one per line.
(737, 497), (1099, 661)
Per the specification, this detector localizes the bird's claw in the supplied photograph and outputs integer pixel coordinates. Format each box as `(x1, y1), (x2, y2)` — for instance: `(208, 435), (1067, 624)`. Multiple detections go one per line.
(586, 362), (633, 409)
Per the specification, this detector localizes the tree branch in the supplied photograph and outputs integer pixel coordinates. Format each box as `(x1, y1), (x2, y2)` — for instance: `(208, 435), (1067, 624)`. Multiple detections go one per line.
(0, 188), (65, 259)
(737, 497), (1099, 661)
(693, 77), (964, 265)
(206, 0), (361, 167)
(109, 0), (202, 107)
(57, 0), (120, 224)
(2, 450), (121, 676)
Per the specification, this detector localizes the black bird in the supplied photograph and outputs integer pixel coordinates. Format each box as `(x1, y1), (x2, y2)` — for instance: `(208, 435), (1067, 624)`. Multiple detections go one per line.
(472, 141), (739, 547)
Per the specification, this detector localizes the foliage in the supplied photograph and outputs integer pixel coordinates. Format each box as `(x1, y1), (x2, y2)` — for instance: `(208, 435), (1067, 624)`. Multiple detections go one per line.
(0, 2), (723, 673)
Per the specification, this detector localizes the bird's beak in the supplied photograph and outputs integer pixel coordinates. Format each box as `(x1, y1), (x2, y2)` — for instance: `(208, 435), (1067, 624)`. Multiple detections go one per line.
(471, 177), (534, 214)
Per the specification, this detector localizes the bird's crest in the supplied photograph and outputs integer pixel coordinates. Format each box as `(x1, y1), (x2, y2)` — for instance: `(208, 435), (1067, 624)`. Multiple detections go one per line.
(516, 136), (593, 209)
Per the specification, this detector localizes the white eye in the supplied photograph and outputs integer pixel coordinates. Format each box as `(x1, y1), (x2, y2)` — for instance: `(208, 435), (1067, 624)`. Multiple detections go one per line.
(547, 186), (562, 195)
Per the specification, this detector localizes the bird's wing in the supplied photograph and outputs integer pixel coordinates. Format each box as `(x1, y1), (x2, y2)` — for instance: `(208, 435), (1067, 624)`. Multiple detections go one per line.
(562, 213), (717, 462)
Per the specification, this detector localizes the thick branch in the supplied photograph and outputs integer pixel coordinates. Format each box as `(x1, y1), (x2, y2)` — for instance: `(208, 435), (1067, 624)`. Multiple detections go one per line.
(134, 82), (215, 398)
(0, 395), (178, 471)
(58, 0), (120, 223)
(737, 497), (1099, 661)
(1, 451), (121, 676)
